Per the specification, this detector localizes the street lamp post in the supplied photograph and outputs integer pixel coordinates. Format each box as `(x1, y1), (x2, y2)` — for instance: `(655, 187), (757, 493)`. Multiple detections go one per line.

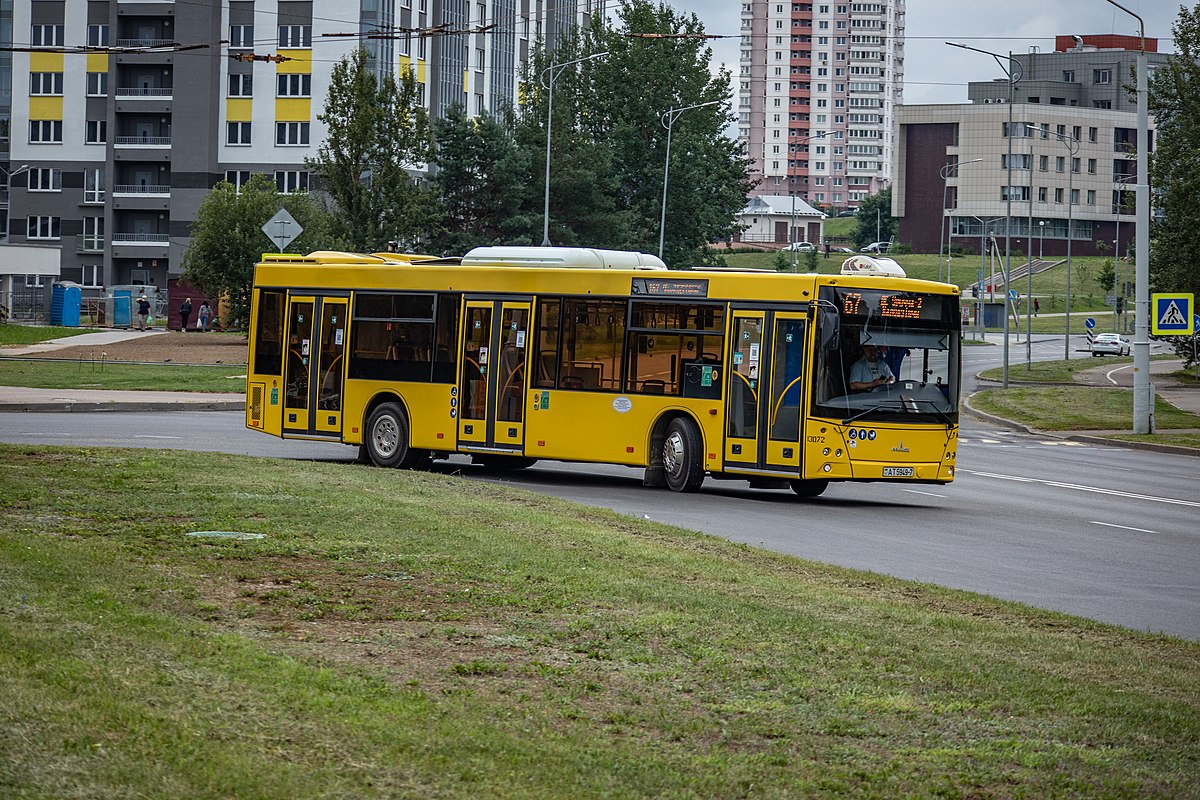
(787, 131), (829, 272)
(1036, 220), (1045, 369)
(659, 100), (720, 260)
(541, 51), (608, 247)
(1104, 0), (1152, 433)
(1042, 128), (1079, 360)
(939, 158), (982, 283)
(948, 41), (1021, 388)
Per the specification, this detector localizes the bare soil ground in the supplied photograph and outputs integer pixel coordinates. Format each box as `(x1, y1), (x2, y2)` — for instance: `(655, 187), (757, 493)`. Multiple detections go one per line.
(33, 331), (249, 365)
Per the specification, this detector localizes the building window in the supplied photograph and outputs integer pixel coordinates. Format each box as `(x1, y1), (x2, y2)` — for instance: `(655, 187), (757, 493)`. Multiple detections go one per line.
(86, 72), (109, 96)
(31, 25), (64, 46)
(227, 122), (252, 145)
(1071, 188), (1079, 205)
(1055, 156), (1065, 173)
(278, 25), (312, 48)
(276, 74), (311, 97)
(229, 74), (253, 96)
(1093, 69), (1112, 85)
(28, 168), (62, 192)
(81, 264), (103, 287)
(1054, 188), (1064, 204)
(225, 170), (253, 191)
(275, 170), (309, 194)
(1087, 158), (1097, 174)
(29, 72), (64, 95)
(27, 216), (61, 240)
(82, 217), (105, 250)
(1038, 186), (1047, 202)
(29, 120), (63, 143)
(1086, 190), (1096, 205)
(86, 120), (108, 144)
(1089, 127), (1098, 143)
(275, 122), (310, 146)
(84, 169), (105, 204)
(230, 25), (254, 48)
(1062, 70), (1075, 82)
(87, 24), (110, 47)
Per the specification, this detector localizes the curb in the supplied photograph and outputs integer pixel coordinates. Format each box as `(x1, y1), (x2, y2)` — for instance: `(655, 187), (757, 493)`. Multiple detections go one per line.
(4, 400), (246, 413)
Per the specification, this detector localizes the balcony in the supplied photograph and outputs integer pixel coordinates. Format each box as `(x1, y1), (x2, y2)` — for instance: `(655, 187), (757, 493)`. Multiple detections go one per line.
(114, 184), (171, 196)
(115, 38), (175, 48)
(112, 233), (169, 245)
(114, 136), (171, 148)
(115, 87), (173, 99)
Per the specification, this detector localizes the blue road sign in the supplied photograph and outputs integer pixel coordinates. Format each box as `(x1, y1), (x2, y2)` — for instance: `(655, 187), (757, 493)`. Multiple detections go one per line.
(1085, 317), (1096, 330)
(1151, 293), (1195, 336)
(1195, 314), (1200, 331)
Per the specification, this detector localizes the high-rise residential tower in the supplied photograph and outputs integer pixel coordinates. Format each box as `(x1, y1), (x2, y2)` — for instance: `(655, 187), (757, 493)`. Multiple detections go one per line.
(738, 0), (904, 215)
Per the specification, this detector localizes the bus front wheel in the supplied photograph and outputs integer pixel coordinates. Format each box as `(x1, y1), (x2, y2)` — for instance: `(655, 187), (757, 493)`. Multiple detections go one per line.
(789, 479), (829, 498)
(662, 418), (704, 493)
(365, 402), (425, 469)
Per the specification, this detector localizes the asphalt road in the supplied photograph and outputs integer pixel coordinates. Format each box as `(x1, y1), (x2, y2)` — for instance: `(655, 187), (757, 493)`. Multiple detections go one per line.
(2, 405), (1196, 640)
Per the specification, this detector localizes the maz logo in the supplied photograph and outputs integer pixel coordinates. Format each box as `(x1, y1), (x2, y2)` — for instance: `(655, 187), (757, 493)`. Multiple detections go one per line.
(891, 440), (910, 453)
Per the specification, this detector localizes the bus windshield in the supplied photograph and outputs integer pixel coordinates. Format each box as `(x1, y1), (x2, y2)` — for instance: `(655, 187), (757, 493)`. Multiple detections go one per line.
(812, 286), (960, 423)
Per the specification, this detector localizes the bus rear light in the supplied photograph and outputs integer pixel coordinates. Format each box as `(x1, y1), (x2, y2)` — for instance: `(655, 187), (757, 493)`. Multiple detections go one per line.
(437, 432), (444, 439)
(352, 427), (359, 434)
(626, 446), (635, 453)
(538, 440), (546, 447)
(708, 453), (716, 459)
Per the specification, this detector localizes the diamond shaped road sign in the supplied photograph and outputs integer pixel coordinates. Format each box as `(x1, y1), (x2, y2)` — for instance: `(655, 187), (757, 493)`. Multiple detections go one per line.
(1151, 293), (1194, 336)
(262, 208), (303, 252)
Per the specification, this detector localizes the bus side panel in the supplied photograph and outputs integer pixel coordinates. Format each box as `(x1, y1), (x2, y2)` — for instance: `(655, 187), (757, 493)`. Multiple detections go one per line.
(340, 381), (456, 450)
(524, 391), (723, 470)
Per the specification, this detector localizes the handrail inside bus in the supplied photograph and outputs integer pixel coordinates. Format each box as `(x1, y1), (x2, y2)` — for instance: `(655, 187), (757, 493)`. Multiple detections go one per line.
(770, 375), (805, 431)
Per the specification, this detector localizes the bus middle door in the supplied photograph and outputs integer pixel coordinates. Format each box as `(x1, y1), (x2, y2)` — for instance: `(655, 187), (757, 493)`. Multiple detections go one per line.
(723, 310), (808, 476)
(282, 294), (347, 437)
(457, 299), (531, 453)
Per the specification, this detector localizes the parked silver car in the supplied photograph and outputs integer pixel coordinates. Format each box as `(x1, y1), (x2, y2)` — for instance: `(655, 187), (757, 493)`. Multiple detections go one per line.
(1090, 333), (1131, 357)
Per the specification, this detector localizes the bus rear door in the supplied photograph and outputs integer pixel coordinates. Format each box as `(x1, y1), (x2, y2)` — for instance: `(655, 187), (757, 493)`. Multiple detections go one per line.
(457, 299), (531, 453)
(723, 309), (808, 476)
(282, 294), (347, 437)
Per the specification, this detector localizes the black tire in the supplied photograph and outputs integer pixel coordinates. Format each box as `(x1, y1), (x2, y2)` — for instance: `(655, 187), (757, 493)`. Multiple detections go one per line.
(661, 418), (705, 493)
(364, 402), (427, 468)
(473, 455), (538, 471)
(789, 479), (829, 498)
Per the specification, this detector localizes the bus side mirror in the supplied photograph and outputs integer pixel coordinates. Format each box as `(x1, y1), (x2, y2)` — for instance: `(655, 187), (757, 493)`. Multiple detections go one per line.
(819, 308), (840, 350)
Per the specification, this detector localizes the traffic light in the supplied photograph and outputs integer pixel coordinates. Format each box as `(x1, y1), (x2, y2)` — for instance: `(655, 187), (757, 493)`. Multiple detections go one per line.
(1116, 296), (1124, 314)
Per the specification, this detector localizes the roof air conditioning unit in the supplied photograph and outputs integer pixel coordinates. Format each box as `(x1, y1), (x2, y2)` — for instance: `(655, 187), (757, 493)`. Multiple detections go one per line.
(983, 98), (992, 103)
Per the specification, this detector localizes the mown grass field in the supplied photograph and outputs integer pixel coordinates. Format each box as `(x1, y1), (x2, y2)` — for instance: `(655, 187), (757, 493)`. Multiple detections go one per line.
(0, 359), (245, 393)
(1, 445), (1197, 798)
(0, 325), (99, 346)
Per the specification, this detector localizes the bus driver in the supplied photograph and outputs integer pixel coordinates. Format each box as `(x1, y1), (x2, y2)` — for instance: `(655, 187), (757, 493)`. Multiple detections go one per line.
(848, 344), (894, 392)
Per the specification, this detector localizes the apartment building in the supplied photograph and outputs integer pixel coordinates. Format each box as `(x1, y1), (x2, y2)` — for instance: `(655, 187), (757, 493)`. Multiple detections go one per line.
(738, 0), (904, 215)
(893, 35), (1166, 258)
(2, 0), (593, 298)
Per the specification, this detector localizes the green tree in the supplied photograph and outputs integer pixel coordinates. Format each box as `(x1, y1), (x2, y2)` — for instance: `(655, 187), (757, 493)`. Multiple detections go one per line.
(1148, 3), (1200, 300)
(516, 0), (754, 267)
(853, 187), (895, 250)
(309, 49), (433, 252)
(431, 106), (531, 254)
(180, 174), (332, 327)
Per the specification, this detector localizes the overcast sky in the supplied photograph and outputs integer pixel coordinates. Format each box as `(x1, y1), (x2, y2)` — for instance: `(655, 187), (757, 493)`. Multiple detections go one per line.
(680, 0), (1180, 105)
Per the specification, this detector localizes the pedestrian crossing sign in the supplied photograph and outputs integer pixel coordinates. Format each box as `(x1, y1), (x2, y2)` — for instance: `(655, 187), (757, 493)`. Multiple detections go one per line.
(1151, 293), (1194, 336)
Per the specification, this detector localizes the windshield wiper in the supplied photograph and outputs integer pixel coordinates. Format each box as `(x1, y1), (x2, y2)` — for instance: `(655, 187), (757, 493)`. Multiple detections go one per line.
(842, 397), (954, 426)
(843, 402), (903, 425)
(901, 397), (954, 425)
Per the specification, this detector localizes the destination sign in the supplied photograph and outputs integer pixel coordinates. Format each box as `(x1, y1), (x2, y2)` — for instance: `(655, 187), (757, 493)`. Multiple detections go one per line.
(631, 278), (710, 298)
(830, 288), (950, 324)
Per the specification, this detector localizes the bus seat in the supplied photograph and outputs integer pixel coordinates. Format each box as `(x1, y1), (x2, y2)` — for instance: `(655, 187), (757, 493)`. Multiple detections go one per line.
(641, 379), (666, 394)
(562, 375), (584, 389)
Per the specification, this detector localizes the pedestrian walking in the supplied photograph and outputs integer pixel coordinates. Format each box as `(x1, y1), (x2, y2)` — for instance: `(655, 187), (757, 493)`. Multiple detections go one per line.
(179, 297), (193, 331)
(1033, 298), (1040, 317)
(135, 294), (151, 331)
(198, 300), (212, 333)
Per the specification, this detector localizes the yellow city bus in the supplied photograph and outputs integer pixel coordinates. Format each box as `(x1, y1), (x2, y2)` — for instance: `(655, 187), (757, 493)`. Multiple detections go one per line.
(245, 247), (960, 497)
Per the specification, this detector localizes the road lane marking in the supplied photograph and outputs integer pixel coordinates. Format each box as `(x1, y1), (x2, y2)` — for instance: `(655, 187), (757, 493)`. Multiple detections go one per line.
(1105, 364), (1134, 385)
(963, 469), (1200, 508)
(134, 435), (181, 440)
(1091, 521), (1157, 534)
(903, 489), (947, 498)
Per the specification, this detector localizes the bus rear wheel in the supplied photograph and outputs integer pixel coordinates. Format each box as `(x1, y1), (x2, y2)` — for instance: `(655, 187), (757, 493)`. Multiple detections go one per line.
(789, 479), (829, 498)
(365, 402), (426, 469)
(662, 418), (704, 493)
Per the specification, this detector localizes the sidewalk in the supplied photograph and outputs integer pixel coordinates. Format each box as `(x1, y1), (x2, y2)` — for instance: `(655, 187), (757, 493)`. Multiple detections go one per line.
(1, 328), (245, 412)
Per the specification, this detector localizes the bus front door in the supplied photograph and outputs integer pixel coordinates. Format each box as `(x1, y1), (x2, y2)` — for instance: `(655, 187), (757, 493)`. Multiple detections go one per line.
(723, 310), (808, 476)
(457, 300), (531, 453)
(282, 294), (348, 437)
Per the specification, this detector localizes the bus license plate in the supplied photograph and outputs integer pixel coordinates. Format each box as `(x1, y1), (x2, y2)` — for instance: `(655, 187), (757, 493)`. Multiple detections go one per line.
(883, 467), (914, 477)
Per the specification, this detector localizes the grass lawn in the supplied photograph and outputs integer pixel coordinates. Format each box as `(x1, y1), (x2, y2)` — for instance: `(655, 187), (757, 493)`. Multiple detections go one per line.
(970, 385), (1200, 436)
(0, 325), (100, 346)
(1, 445), (1197, 798)
(0, 360), (246, 392)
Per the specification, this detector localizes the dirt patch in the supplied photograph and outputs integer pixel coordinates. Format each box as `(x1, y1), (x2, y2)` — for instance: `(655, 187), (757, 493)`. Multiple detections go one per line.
(25, 331), (248, 365)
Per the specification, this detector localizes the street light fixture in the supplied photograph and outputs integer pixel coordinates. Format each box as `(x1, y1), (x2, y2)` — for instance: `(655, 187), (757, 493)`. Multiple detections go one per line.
(540, 51), (608, 247)
(939, 157), (983, 283)
(1030, 124), (1079, 360)
(659, 99), (720, 260)
(787, 131), (830, 272)
(948, 41), (1021, 388)
(0, 163), (31, 245)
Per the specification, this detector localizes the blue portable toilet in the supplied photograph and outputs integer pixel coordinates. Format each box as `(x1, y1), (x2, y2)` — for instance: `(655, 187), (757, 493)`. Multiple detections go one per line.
(50, 282), (83, 327)
(113, 288), (133, 328)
